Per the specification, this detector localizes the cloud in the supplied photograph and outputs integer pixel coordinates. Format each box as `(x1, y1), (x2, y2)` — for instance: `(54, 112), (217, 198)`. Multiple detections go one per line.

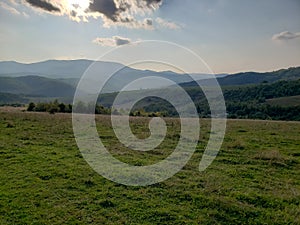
(272, 31), (300, 41)
(25, 0), (60, 12)
(23, 12), (30, 18)
(95, 0), (161, 29)
(0, 2), (21, 15)
(0, 1), (29, 17)
(145, 0), (162, 5)
(92, 36), (132, 47)
(102, 17), (154, 30)
(88, 0), (121, 22)
(144, 0), (163, 9)
(114, 36), (131, 46)
(9, 0), (18, 5)
(155, 17), (180, 30)
(16, 0), (164, 29)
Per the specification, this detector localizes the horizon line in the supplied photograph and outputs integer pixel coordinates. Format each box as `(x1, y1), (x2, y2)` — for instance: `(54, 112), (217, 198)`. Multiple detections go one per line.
(0, 58), (299, 75)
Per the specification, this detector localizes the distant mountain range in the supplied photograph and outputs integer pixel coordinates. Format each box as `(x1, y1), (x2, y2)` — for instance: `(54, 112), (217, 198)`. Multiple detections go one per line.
(0, 59), (299, 103)
(0, 60), (225, 80)
(220, 67), (300, 85)
(0, 76), (75, 97)
(0, 60), (222, 96)
(180, 67), (300, 87)
(0, 60), (95, 78)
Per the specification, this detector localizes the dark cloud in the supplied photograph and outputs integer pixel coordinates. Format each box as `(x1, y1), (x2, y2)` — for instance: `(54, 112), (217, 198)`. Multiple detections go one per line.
(25, 0), (60, 12)
(88, 0), (122, 22)
(21, 0), (164, 28)
(70, 10), (77, 18)
(145, 18), (153, 26)
(92, 36), (132, 46)
(144, 0), (163, 6)
(114, 36), (131, 46)
(88, 0), (163, 22)
(134, 0), (163, 10)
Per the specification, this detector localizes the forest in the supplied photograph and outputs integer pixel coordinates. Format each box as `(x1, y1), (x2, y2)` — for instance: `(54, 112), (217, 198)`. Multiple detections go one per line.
(25, 79), (300, 121)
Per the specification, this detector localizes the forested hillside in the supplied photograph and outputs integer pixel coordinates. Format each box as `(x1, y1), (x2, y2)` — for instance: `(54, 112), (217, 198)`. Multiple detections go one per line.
(1, 65), (299, 121)
(124, 79), (300, 120)
(180, 67), (300, 87)
(0, 76), (76, 97)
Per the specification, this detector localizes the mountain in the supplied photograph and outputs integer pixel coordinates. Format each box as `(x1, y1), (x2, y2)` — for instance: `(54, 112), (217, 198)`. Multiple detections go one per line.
(0, 76), (76, 97)
(0, 92), (28, 104)
(1, 60), (299, 101)
(0, 60), (96, 78)
(223, 79), (300, 101)
(98, 79), (300, 120)
(0, 60), (223, 81)
(0, 59), (219, 94)
(218, 67), (300, 86)
(180, 67), (300, 87)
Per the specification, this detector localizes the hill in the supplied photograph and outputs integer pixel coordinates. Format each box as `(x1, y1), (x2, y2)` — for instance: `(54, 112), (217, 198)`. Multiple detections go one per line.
(0, 60), (96, 78)
(0, 110), (299, 224)
(0, 60), (218, 93)
(2, 60), (298, 99)
(0, 92), (28, 105)
(97, 79), (300, 120)
(1, 61), (299, 120)
(219, 67), (300, 85)
(180, 67), (300, 87)
(0, 76), (76, 97)
(223, 79), (300, 101)
(266, 95), (300, 107)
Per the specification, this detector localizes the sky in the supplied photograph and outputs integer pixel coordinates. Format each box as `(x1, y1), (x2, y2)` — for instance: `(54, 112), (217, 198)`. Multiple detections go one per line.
(0, 0), (299, 74)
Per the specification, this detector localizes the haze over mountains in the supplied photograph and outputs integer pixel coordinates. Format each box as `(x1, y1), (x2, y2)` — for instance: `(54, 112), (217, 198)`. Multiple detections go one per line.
(0, 60), (117, 79)
(0, 60), (299, 101)
(0, 60), (221, 96)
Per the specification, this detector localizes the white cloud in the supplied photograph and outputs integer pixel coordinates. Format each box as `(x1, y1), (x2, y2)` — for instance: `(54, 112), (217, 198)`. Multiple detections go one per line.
(8, 0), (19, 6)
(0, 1), (30, 18)
(22, 11), (29, 18)
(93, 36), (132, 47)
(272, 31), (300, 41)
(18, 0), (162, 29)
(8, 1), (183, 31)
(102, 17), (154, 30)
(155, 17), (181, 30)
(0, 2), (21, 15)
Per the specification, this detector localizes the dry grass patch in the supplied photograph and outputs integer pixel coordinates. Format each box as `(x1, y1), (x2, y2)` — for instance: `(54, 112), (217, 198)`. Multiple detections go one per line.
(254, 150), (288, 166)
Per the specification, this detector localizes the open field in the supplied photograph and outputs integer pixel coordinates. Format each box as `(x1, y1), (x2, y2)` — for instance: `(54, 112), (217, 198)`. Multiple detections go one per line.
(0, 108), (300, 224)
(266, 95), (300, 107)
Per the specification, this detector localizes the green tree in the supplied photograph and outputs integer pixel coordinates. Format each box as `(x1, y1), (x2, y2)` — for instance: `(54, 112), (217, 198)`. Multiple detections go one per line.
(27, 102), (35, 111)
(58, 103), (66, 113)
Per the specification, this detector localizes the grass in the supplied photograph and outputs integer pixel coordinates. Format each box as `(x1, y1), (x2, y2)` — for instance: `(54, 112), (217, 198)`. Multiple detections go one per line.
(0, 108), (300, 224)
(266, 95), (300, 107)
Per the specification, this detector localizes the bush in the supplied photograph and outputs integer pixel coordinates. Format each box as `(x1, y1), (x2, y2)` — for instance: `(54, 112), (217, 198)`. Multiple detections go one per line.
(27, 102), (36, 111)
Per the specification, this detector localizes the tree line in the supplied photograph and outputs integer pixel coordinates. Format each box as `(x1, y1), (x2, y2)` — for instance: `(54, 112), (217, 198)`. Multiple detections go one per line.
(26, 79), (300, 121)
(27, 100), (112, 115)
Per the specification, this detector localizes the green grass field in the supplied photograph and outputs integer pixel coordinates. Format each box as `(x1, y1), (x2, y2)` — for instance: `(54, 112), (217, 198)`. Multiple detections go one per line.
(0, 108), (300, 224)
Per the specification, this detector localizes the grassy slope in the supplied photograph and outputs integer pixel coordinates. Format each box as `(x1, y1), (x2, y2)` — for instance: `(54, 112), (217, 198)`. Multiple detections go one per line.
(0, 109), (299, 224)
(266, 95), (300, 107)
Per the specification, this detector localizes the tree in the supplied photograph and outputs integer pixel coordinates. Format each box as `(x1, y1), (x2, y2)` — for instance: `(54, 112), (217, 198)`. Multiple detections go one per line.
(35, 102), (48, 112)
(58, 103), (66, 113)
(27, 102), (35, 111)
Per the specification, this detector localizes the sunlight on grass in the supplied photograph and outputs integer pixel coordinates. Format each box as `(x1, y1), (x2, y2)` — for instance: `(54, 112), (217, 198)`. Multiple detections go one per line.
(0, 109), (299, 224)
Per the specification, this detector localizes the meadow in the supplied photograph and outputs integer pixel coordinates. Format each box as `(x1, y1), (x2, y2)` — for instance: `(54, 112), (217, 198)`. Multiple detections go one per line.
(266, 95), (300, 107)
(0, 108), (299, 224)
